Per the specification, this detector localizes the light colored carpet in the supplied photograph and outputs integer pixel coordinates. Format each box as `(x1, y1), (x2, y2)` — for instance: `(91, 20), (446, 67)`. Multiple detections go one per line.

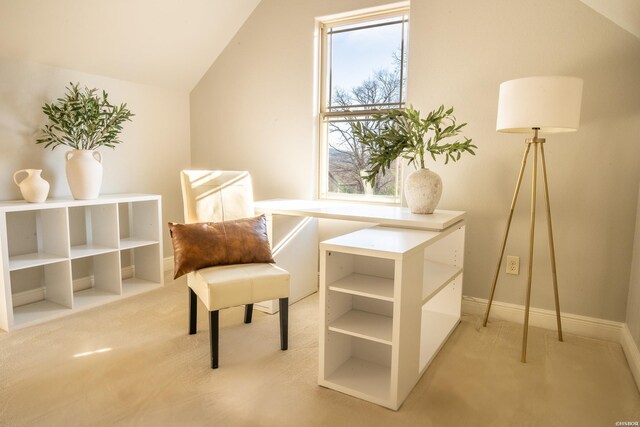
(1, 273), (639, 427)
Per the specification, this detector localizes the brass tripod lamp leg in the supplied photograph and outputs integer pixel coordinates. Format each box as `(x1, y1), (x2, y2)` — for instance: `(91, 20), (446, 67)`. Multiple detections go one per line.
(540, 143), (563, 341)
(483, 143), (532, 327)
(521, 141), (539, 363)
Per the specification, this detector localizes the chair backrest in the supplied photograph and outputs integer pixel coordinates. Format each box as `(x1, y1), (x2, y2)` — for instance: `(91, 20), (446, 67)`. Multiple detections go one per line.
(180, 170), (255, 223)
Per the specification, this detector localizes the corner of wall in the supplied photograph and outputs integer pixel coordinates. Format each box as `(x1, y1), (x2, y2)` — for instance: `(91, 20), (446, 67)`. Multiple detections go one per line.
(621, 323), (640, 392)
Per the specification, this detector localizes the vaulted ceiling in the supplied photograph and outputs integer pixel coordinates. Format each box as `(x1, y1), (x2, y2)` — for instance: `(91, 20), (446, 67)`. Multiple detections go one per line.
(0, 0), (261, 92)
(0, 0), (636, 93)
(580, 0), (640, 39)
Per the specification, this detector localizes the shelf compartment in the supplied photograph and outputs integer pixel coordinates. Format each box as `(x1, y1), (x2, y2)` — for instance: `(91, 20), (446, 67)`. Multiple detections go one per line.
(324, 251), (394, 296)
(328, 273), (394, 301)
(6, 208), (69, 267)
(68, 204), (119, 253)
(71, 252), (121, 306)
(321, 333), (391, 406)
(324, 358), (391, 403)
(118, 200), (161, 243)
(329, 309), (393, 344)
(422, 260), (462, 303)
(120, 245), (162, 294)
(326, 291), (393, 336)
(419, 277), (462, 372)
(9, 261), (72, 327)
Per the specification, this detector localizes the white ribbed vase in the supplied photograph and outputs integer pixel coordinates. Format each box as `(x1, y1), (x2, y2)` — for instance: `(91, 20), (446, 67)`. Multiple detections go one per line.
(65, 150), (103, 200)
(404, 168), (442, 214)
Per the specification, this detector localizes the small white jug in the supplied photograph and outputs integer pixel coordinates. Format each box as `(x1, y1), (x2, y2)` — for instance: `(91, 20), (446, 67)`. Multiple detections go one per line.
(13, 169), (50, 203)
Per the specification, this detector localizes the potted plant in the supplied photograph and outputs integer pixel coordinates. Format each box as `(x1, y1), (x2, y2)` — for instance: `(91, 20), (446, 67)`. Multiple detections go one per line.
(353, 105), (476, 213)
(36, 82), (134, 199)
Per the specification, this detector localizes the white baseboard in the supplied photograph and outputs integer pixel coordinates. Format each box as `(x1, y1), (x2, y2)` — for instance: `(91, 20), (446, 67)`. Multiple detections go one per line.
(122, 265), (135, 280)
(621, 324), (640, 392)
(11, 288), (46, 307)
(462, 296), (623, 342)
(163, 256), (174, 274)
(73, 276), (94, 292)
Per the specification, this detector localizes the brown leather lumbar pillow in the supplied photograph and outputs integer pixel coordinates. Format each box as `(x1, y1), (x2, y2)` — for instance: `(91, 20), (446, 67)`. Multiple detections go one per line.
(168, 214), (274, 279)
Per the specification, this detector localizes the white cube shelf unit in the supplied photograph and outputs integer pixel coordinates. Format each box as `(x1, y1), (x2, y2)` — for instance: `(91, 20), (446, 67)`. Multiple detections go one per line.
(319, 221), (465, 410)
(0, 194), (163, 332)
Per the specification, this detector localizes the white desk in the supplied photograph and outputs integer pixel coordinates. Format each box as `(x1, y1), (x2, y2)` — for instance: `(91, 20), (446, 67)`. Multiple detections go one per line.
(255, 199), (466, 410)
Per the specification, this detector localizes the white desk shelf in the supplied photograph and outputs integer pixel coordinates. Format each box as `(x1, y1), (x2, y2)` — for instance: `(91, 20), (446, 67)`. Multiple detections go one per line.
(0, 194), (163, 331)
(329, 273), (394, 301)
(319, 220), (465, 410)
(329, 309), (394, 345)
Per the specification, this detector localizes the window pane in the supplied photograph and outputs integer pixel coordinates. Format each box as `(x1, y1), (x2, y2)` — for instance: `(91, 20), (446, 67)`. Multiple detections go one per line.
(327, 17), (406, 111)
(326, 117), (399, 199)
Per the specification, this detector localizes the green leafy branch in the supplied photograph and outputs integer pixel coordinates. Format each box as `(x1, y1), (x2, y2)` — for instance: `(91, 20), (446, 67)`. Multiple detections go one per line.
(36, 82), (134, 151)
(353, 105), (477, 186)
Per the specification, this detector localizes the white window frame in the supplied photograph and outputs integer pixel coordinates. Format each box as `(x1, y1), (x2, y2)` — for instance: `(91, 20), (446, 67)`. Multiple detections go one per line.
(317, 5), (410, 204)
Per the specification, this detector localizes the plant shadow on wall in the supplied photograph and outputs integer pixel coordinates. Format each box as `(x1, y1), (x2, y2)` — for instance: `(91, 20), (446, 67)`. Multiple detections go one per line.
(353, 105), (477, 214)
(36, 82), (134, 200)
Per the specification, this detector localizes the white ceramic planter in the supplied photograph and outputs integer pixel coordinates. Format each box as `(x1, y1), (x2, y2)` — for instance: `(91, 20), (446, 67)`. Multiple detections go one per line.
(13, 169), (50, 203)
(404, 168), (442, 214)
(65, 150), (103, 200)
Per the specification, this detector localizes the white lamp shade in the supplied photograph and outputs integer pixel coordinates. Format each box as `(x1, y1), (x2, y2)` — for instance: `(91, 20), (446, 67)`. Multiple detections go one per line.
(496, 76), (583, 134)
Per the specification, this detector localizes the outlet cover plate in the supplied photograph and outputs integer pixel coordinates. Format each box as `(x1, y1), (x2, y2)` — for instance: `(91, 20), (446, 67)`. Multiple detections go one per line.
(506, 256), (520, 275)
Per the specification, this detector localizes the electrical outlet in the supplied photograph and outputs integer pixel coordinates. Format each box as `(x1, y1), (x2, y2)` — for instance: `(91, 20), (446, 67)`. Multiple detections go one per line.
(506, 256), (520, 275)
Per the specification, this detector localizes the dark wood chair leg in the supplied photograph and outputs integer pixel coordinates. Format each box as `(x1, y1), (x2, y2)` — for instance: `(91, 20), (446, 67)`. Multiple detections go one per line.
(244, 304), (253, 324)
(279, 298), (288, 351)
(189, 288), (197, 335)
(209, 310), (219, 369)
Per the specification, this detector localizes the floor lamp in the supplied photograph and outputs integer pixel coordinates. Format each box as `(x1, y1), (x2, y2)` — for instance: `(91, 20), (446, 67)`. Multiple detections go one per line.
(483, 76), (583, 363)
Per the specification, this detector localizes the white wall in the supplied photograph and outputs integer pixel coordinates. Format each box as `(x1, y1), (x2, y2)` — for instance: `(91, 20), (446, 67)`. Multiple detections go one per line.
(627, 185), (640, 347)
(190, 0), (397, 200)
(0, 59), (191, 258)
(407, 0), (640, 322)
(190, 0), (640, 322)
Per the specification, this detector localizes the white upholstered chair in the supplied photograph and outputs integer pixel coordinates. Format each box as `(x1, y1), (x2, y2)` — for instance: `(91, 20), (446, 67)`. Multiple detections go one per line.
(180, 170), (290, 369)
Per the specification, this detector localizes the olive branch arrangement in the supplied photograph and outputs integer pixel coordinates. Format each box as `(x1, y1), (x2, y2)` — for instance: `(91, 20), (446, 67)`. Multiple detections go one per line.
(353, 105), (476, 185)
(37, 82), (134, 150)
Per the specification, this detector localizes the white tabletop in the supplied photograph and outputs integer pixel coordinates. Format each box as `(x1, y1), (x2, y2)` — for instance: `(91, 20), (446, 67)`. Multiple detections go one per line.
(254, 199), (465, 231)
(320, 226), (444, 258)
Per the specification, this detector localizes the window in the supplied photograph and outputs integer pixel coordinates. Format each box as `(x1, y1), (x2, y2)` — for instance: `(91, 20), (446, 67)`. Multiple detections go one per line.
(319, 8), (409, 202)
